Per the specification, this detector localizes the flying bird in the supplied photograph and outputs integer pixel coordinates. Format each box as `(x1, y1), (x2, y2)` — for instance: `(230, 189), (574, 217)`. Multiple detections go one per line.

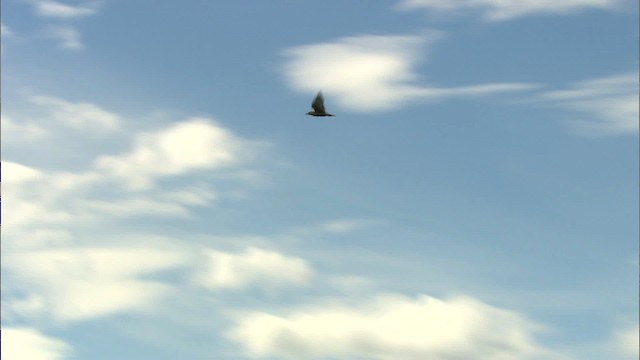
(306, 91), (334, 117)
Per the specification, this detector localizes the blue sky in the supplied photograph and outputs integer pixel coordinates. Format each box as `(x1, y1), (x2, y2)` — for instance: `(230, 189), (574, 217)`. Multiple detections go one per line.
(1, 1), (638, 359)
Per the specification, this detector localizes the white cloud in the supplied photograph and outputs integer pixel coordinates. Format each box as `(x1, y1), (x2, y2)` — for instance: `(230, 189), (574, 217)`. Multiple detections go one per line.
(4, 247), (189, 322)
(193, 247), (313, 291)
(30, 0), (99, 18)
(2, 96), (276, 328)
(613, 324), (639, 358)
(228, 293), (558, 360)
(2, 110), (260, 246)
(1, 327), (71, 360)
(283, 33), (537, 112)
(397, 0), (623, 21)
(29, 95), (121, 131)
(540, 73), (639, 136)
(4, 160), (45, 182)
(2, 161), (89, 236)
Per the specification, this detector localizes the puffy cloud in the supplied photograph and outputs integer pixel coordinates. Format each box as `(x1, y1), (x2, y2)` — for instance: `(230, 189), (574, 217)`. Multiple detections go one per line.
(193, 247), (313, 291)
(397, 0), (622, 21)
(1, 327), (71, 360)
(29, 0), (99, 18)
(2, 108), (261, 248)
(3, 247), (189, 322)
(283, 33), (536, 112)
(95, 118), (246, 189)
(540, 73), (639, 136)
(228, 293), (556, 360)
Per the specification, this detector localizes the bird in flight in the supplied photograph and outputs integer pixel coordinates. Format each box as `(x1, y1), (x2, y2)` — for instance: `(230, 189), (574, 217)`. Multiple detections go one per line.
(306, 91), (334, 117)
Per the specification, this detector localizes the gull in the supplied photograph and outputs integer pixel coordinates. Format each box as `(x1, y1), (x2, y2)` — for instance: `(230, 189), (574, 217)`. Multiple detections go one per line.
(306, 91), (334, 117)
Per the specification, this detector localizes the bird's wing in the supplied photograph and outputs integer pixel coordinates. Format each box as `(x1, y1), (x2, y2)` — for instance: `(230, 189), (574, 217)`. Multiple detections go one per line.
(311, 92), (326, 113)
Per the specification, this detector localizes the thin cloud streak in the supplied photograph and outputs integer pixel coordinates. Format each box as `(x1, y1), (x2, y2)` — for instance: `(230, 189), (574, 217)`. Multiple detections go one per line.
(29, 0), (100, 18)
(397, 0), (624, 21)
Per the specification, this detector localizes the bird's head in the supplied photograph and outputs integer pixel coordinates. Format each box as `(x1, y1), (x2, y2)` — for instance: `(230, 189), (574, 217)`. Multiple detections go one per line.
(305, 111), (313, 116)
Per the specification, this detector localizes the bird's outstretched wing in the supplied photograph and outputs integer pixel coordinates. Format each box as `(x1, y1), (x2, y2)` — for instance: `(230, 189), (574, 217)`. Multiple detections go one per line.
(311, 91), (326, 113)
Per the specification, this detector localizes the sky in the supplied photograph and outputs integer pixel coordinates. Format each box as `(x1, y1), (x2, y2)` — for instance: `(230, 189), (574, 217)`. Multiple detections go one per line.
(1, 0), (638, 359)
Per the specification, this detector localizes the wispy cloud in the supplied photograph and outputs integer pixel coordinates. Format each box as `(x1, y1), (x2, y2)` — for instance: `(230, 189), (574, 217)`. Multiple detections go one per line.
(43, 25), (83, 50)
(1, 24), (14, 55)
(539, 73), (639, 136)
(192, 247), (314, 291)
(2, 115), (51, 144)
(1, 23), (13, 37)
(21, 1), (102, 51)
(319, 218), (381, 234)
(613, 324), (640, 358)
(4, 247), (189, 322)
(396, 0), (624, 21)
(228, 293), (561, 360)
(29, 95), (122, 131)
(1, 327), (71, 360)
(283, 33), (537, 112)
(28, 0), (100, 19)
(3, 95), (122, 147)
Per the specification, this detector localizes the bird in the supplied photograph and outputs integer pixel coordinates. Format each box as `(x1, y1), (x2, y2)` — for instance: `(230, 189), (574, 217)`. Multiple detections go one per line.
(306, 91), (334, 117)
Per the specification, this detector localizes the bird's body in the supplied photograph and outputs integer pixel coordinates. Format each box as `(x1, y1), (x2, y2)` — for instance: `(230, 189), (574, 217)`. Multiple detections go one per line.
(306, 91), (334, 117)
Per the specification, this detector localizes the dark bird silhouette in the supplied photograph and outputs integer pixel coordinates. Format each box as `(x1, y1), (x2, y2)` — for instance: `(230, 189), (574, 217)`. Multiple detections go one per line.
(306, 91), (334, 117)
